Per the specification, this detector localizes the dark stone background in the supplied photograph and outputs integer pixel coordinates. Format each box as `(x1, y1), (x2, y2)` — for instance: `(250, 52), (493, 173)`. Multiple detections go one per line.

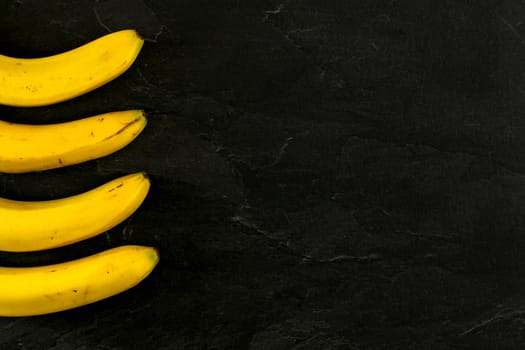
(1, 0), (525, 348)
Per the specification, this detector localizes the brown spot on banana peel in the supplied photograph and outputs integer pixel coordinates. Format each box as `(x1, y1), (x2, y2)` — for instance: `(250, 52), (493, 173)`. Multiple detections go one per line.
(108, 183), (124, 192)
(101, 116), (142, 142)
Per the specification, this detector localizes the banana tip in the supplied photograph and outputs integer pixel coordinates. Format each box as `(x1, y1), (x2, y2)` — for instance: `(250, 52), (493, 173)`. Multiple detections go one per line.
(133, 30), (144, 41)
(151, 246), (160, 263)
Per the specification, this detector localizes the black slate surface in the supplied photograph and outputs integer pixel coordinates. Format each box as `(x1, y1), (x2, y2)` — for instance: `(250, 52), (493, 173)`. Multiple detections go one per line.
(1, 0), (525, 349)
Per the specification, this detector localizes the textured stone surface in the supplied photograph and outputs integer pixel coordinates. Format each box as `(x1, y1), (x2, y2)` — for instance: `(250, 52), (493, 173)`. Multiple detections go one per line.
(1, 0), (525, 349)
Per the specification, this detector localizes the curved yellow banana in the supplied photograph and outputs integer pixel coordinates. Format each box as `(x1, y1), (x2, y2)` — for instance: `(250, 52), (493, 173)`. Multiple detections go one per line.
(0, 110), (147, 173)
(0, 29), (144, 107)
(0, 245), (159, 316)
(0, 172), (150, 252)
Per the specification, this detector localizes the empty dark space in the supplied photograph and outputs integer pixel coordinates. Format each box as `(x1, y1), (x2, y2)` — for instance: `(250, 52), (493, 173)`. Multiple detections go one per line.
(1, 0), (525, 349)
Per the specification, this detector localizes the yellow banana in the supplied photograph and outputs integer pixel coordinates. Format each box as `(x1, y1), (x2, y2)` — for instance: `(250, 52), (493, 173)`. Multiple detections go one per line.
(0, 29), (144, 107)
(0, 109), (146, 173)
(0, 245), (159, 316)
(0, 172), (150, 252)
